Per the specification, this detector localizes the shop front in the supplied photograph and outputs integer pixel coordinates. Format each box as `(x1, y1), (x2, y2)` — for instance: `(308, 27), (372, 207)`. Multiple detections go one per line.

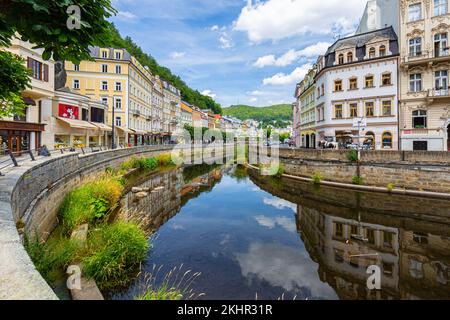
(0, 120), (45, 155)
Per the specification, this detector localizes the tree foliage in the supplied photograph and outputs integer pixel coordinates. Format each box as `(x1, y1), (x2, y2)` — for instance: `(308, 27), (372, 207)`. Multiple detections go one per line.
(0, 50), (31, 117)
(0, 0), (116, 116)
(223, 104), (292, 128)
(103, 24), (222, 115)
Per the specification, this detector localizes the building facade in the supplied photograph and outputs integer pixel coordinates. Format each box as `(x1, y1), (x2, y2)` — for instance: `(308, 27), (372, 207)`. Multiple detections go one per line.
(315, 27), (400, 150)
(1, 39), (54, 154)
(163, 81), (182, 142)
(356, 0), (400, 35)
(399, 0), (450, 151)
(297, 66), (317, 148)
(180, 101), (193, 128)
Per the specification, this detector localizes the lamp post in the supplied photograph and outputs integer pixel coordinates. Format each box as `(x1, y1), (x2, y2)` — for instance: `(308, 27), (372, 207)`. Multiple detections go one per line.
(111, 104), (116, 149)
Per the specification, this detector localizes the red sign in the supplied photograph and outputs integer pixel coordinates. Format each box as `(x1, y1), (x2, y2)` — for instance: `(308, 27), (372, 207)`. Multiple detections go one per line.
(59, 104), (79, 119)
(403, 130), (412, 135)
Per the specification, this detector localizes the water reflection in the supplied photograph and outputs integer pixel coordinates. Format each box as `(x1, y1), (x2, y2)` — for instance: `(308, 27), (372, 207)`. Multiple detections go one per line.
(114, 165), (450, 300)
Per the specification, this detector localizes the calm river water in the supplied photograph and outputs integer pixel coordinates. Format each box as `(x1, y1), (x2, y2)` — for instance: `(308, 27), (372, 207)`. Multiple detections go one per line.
(112, 165), (450, 300)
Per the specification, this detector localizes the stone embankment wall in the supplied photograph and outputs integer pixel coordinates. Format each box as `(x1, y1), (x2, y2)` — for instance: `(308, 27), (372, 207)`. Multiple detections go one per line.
(0, 146), (173, 300)
(276, 149), (450, 194)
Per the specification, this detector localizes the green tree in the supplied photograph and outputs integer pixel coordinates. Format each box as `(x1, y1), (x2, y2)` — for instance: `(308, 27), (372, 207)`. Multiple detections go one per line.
(0, 0), (116, 115)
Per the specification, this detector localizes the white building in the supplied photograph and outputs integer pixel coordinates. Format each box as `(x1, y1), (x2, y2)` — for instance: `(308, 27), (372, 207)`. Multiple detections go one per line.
(315, 27), (400, 150)
(356, 0), (399, 36)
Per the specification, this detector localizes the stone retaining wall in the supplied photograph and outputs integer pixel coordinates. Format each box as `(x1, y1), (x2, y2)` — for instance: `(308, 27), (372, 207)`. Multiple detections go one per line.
(278, 148), (450, 193)
(0, 146), (173, 300)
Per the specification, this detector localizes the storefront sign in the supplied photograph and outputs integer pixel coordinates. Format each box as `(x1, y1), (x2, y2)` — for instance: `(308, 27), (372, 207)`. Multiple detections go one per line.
(59, 104), (79, 119)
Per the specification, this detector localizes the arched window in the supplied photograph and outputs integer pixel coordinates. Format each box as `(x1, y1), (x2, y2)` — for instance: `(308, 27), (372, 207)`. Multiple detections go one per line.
(379, 45), (386, 57)
(347, 52), (353, 62)
(413, 110), (428, 128)
(382, 132), (393, 149)
(369, 47), (376, 59)
(365, 131), (375, 150)
(338, 54), (344, 64)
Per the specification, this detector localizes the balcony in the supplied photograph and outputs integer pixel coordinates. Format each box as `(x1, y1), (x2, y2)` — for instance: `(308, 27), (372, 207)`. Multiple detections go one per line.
(429, 88), (450, 98)
(401, 49), (450, 68)
(131, 109), (141, 117)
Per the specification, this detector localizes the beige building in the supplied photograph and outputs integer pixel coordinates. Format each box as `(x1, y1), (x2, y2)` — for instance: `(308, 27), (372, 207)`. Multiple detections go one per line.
(1, 39), (54, 154)
(163, 81), (182, 143)
(399, 0), (450, 151)
(295, 66), (317, 148)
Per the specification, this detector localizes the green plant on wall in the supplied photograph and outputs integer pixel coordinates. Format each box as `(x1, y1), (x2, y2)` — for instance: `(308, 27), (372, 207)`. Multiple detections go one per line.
(347, 150), (359, 162)
(312, 171), (323, 185)
(352, 176), (364, 185)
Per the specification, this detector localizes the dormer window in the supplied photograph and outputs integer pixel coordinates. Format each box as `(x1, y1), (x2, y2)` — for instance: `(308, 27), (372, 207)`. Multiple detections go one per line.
(347, 52), (353, 63)
(369, 47), (376, 59)
(379, 45), (386, 57)
(338, 54), (344, 64)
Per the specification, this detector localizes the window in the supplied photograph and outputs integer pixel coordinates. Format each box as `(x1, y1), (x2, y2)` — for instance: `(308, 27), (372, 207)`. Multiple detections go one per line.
(334, 80), (343, 91)
(334, 105), (343, 119)
(409, 3), (422, 22)
(382, 132), (393, 149)
(82, 108), (89, 122)
(101, 81), (108, 91)
(382, 100), (392, 116)
(369, 47), (376, 59)
(382, 73), (392, 86)
(383, 232), (394, 248)
(116, 65), (122, 74)
(365, 75), (374, 88)
(350, 103), (358, 118)
(101, 97), (108, 106)
(115, 117), (122, 127)
(434, 33), (448, 57)
(413, 141), (428, 150)
(347, 52), (353, 63)
(334, 223), (344, 238)
(27, 58), (48, 81)
(434, 0), (448, 16)
(101, 64), (108, 73)
(114, 97), (122, 110)
(349, 78), (358, 90)
(409, 38), (422, 57)
(365, 102), (375, 117)
(74, 64), (80, 71)
(379, 45), (386, 57)
(73, 79), (80, 89)
(367, 229), (375, 245)
(101, 50), (108, 58)
(410, 74), (422, 92)
(413, 110), (427, 128)
(435, 70), (448, 91)
(338, 54), (344, 64)
(115, 82), (122, 91)
(115, 51), (122, 60)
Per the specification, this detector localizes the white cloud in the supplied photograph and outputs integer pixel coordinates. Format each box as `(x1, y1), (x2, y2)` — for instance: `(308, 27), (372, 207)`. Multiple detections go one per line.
(263, 63), (313, 86)
(219, 34), (233, 49)
(211, 25), (220, 31)
(116, 10), (138, 21)
(235, 0), (366, 42)
(254, 42), (331, 68)
(170, 51), (186, 59)
(201, 90), (217, 99)
(263, 198), (297, 212)
(247, 90), (265, 96)
(249, 97), (258, 103)
(254, 215), (297, 233)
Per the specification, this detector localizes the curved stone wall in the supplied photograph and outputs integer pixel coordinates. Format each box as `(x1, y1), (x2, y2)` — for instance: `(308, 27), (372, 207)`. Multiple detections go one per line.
(0, 146), (172, 300)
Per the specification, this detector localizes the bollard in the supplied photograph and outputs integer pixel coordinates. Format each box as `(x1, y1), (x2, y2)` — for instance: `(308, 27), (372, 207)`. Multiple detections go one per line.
(28, 150), (35, 161)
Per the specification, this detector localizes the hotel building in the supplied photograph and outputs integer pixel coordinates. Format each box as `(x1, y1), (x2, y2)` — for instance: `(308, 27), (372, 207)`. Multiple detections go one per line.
(315, 27), (400, 150)
(295, 66), (317, 148)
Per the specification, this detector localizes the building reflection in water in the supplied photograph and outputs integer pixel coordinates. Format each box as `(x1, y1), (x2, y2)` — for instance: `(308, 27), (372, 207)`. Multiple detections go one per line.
(250, 172), (450, 300)
(121, 164), (227, 235)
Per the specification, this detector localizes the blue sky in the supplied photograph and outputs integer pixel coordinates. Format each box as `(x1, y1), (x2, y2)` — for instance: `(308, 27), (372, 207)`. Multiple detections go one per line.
(110, 0), (368, 107)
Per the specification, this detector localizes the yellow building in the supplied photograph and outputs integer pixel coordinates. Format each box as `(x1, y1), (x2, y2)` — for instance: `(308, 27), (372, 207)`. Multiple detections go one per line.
(163, 80), (182, 143)
(66, 46), (156, 147)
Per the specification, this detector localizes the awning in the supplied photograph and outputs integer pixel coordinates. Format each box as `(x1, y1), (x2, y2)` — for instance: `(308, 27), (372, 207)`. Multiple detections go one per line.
(90, 122), (112, 132)
(130, 129), (147, 135)
(57, 117), (98, 130)
(116, 126), (133, 134)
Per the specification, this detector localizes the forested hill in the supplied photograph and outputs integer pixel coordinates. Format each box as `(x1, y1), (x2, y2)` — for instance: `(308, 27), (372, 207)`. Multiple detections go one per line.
(103, 23), (222, 114)
(223, 104), (293, 127)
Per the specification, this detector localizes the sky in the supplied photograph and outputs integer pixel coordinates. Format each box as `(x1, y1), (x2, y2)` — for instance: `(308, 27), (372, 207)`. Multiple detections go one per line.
(110, 0), (368, 107)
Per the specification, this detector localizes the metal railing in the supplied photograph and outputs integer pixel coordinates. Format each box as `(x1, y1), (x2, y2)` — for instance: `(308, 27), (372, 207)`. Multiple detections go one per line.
(429, 88), (450, 97)
(0, 145), (128, 176)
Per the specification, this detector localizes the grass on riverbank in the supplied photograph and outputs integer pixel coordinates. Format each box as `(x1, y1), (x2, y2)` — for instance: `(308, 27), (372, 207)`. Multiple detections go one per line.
(59, 174), (124, 233)
(82, 222), (150, 290)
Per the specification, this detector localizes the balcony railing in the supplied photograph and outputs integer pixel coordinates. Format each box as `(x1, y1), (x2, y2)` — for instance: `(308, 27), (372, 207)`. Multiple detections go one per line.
(402, 49), (450, 64)
(429, 88), (450, 97)
(131, 109), (141, 117)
